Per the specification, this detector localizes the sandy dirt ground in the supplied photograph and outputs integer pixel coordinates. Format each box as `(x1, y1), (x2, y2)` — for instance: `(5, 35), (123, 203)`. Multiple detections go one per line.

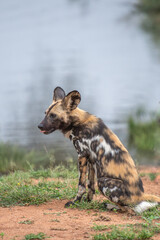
(0, 166), (160, 240)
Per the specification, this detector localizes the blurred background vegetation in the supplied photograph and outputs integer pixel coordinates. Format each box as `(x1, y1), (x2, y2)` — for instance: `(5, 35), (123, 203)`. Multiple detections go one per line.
(0, 0), (160, 174)
(137, 0), (160, 48)
(128, 108), (160, 164)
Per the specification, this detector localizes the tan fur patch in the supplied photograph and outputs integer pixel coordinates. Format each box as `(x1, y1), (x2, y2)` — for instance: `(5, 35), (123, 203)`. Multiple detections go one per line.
(64, 130), (72, 139)
(103, 159), (139, 184)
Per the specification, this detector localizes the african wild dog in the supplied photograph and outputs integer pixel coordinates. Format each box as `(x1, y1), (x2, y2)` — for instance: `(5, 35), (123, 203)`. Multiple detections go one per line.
(38, 87), (160, 213)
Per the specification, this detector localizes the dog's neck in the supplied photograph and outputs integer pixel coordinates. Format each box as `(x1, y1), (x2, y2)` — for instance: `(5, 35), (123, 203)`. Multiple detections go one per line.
(62, 108), (97, 138)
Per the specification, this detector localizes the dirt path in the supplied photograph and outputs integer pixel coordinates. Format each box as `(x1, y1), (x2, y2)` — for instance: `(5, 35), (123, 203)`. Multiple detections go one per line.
(0, 166), (160, 240)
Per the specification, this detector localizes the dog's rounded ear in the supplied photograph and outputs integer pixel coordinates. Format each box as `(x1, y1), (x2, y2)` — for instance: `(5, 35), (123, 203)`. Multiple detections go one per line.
(63, 91), (81, 111)
(53, 87), (65, 101)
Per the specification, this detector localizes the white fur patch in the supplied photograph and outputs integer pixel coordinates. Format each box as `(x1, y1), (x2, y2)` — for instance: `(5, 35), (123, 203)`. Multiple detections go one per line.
(110, 186), (118, 192)
(95, 135), (115, 156)
(102, 187), (108, 195)
(72, 135), (116, 160)
(78, 141), (88, 152)
(112, 196), (119, 203)
(134, 201), (158, 214)
(102, 186), (119, 196)
(77, 185), (86, 197)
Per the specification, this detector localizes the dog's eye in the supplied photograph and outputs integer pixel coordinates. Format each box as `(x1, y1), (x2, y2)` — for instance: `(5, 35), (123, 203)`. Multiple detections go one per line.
(50, 113), (57, 119)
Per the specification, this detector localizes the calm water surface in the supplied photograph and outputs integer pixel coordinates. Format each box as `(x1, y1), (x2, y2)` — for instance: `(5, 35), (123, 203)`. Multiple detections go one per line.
(0, 0), (160, 164)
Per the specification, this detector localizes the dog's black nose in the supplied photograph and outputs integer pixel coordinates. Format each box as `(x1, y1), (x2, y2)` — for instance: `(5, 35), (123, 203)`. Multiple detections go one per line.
(38, 123), (44, 130)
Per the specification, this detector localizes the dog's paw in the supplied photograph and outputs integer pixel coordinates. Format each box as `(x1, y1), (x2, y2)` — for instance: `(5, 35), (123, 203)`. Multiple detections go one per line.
(83, 196), (92, 202)
(64, 201), (75, 208)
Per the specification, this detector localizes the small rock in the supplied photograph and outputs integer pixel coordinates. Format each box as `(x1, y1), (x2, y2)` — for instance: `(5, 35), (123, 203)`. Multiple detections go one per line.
(95, 215), (111, 221)
(106, 203), (120, 210)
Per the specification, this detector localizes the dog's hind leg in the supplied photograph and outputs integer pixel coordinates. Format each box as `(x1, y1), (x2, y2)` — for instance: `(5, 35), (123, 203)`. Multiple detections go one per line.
(97, 177), (135, 213)
(97, 177), (131, 208)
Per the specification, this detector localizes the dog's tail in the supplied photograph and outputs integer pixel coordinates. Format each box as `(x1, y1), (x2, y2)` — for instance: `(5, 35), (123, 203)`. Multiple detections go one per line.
(134, 193), (160, 214)
(140, 193), (160, 203)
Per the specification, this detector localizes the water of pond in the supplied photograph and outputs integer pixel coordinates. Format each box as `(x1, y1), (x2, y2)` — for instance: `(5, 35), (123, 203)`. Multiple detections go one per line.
(0, 0), (160, 164)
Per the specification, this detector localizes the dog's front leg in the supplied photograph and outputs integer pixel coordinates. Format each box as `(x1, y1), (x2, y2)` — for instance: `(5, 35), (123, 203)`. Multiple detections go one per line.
(87, 162), (95, 201)
(65, 156), (87, 207)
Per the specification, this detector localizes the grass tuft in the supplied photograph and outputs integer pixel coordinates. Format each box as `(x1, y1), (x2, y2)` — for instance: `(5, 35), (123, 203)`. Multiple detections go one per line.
(19, 220), (34, 225)
(23, 232), (48, 240)
(148, 172), (157, 181)
(0, 233), (4, 240)
(93, 223), (160, 240)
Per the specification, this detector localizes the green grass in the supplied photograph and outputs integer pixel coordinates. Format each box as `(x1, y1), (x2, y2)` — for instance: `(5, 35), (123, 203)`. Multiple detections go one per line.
(0, 170), (78, 207)
(141, 206), (160, 223)
(139, 172), (159, 181)
(92, 224), (109, 231)
(0, 233), (4, 240)
(148, 172), (158, 181)
(92, 206), (160, 240)
(68, 199), (111, 211)
(19, 220), (34, 225)
(0, 168), (107, 208)
(93, 223), (160, 240)
(0, 168), (160, 240)
(23, 232), (47, 240)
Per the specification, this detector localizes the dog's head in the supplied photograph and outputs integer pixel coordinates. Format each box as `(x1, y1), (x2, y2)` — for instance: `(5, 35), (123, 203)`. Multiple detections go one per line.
(38, 87), (81, 134)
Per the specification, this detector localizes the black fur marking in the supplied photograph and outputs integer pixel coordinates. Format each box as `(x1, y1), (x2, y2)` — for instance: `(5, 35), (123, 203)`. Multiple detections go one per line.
(137, 177), (144, 192)
(71, 95), (80, 101)
(124, 188), (131, 198)
(102, 150), (132, 167)
(97, 148), (105, 161)
(78, 183), (86, 188)
(73, 139), (90, 157)
(124, 168), (134, 178)
(90, 140), (99, 152)
(61, 122), (73, 134)
(135, 191), (142, 196)
(69, 135), (72, 140)
(47, 103), (58, 114)
(79, 159), (87, 167)
(76, 196), (83, 201)
(87, 184), (95, 194)
(98, 178), (124, 201)
(95, 119), (122, 150)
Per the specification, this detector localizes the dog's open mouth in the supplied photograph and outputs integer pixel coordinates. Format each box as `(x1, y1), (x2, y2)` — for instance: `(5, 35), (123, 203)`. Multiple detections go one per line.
(40, 128), (55, 134)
